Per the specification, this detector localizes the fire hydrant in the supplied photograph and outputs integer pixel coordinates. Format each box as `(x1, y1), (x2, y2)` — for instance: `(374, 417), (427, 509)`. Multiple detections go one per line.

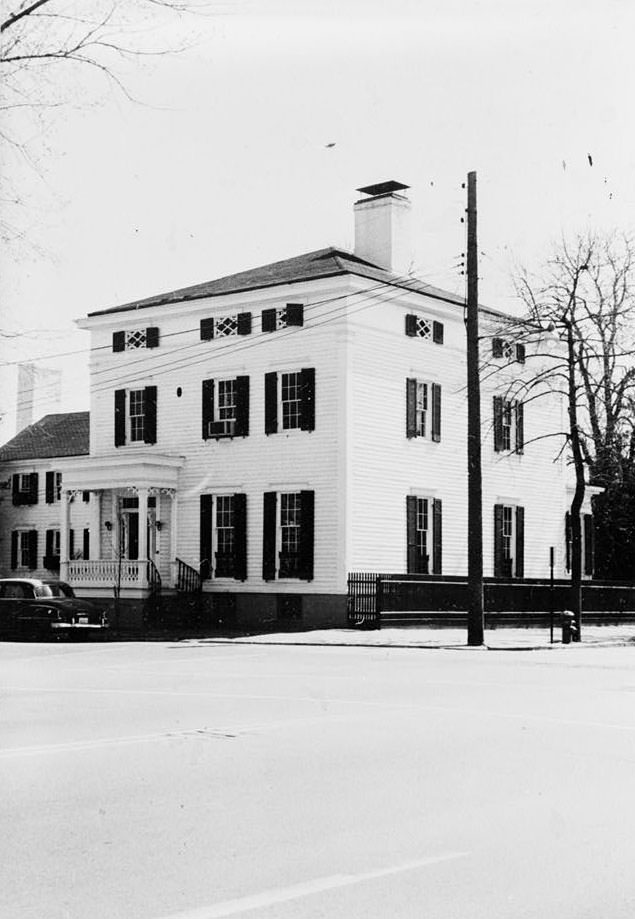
(561, 610), (575, 644)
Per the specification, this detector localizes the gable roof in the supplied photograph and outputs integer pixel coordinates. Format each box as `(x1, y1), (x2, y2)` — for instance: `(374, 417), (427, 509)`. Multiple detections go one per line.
(88, 247), (468, 318)
(0, 412), (89, 462)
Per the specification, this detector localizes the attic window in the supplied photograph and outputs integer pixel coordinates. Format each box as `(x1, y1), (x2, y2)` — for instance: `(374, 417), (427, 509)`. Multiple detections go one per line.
(126, 329), (147, 350)
(216, 315), (239, 338)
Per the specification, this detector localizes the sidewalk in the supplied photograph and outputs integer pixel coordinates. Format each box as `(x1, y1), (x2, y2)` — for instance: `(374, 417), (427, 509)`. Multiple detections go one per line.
(202, 623), (635, 651)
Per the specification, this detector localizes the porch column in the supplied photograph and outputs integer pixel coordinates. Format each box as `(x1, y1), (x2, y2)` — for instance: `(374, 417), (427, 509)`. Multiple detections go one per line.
(90, 490), (102, 560)
(138, 488), (149, 586)
(170, 491), (178, 588)
(59, 490), (71, 582)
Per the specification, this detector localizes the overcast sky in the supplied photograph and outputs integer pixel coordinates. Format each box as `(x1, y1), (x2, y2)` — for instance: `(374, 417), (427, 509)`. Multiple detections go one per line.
(1, 0), (633, 442)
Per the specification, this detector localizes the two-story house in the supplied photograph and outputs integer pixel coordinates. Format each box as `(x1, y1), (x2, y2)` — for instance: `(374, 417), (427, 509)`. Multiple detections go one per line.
(1, 182), (596, 629)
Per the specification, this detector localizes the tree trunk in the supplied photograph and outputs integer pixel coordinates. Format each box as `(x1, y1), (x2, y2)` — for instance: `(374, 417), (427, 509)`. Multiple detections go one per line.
(567, 321), (584, 640)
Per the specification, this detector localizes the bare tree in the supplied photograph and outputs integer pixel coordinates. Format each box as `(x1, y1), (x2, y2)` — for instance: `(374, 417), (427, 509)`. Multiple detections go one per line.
(0, 0), (215, 242)
(485, 233), (635, 637)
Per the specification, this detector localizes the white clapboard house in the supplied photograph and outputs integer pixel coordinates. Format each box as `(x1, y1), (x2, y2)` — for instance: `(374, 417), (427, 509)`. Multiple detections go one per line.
(0, 182), (596, 627)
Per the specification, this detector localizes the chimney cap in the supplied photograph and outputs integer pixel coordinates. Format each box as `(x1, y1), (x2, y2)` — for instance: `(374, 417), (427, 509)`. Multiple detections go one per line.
(356, 180), (410, 198)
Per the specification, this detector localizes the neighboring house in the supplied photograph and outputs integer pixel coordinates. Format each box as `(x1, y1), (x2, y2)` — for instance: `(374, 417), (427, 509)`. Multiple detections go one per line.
(0, 182), (597, 628)
(0, 413), (91, 579)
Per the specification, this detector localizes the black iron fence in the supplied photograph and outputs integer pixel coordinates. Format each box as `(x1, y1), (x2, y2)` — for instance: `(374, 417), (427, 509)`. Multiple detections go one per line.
(347, 572), (635, 628)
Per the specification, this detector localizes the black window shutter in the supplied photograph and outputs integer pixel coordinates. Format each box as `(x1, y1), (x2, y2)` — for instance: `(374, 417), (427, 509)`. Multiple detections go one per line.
(237, 312), (252, 336)
(494, 504), (505, 577)
(200, 495), (213, 580)
(144, 386), (157, 444)
(432, 499), (443, 574)
(406, 379), (417, 439)
(261, 309), (277, 333)
(493, 396), (504, 452)
(235, 376), (250, 437)
(299, 491), (315, 581)
(515, 506), (525, 578)
(431, 384), (442, 442)
(45, 471), (55, 504)
(146, 327), (160, 349)
(83, 528), (90, 561)
(12, 474), (21, 506)
(83, 491), (90, 503)
(233, 493), (247, 581)
(300, 368), (315, 432)
(565, 512), (572, 572)
(202, 378), (214, 440)
(46, 529), (54, 557)
(28, 473), (39, 505)
(516, 343), (526, 364)
(114, 390), (126, 446)
(28, 530), (38, 570)
(70, 528), (76, 560)
(405, 314), (417, 337)
(583, 514), (594, 576)
(264, 372), (278, 434)
(200, 318), (215, 341)
(113, 331), (126, 352)
(262, 492), (277, 581)
(11, 531), (18, 569)
(432, 321), (444, 345)
(515, 401), (524, 454)
(286, 304), (304, 327)
(406, 495), (418, 574)
(492, 338), (503, 358)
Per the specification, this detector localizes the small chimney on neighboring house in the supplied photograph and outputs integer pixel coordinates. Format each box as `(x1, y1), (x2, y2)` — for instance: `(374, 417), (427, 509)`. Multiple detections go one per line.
(353, 180), (413, 276)
(16, 362), (62, 432)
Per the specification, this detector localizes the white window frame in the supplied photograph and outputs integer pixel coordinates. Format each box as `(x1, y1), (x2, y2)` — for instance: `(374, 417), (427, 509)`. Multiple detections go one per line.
(278, 491), (302, 578)
(128, 389), (146, 443)
(52, 472), (62, 503)
(16, 530), (32, 569)
(415, 497), (430, 567)
(18, 473), (31, 494)
(501, 504), (516, 576)
(280, 371), (302, 431)
(415, 381), (429, 438)
(51, 529), (61, 556)
(214, 494), (236, 578)
(125, 329), (147, 350)
(501, 400), (513, 452)
(214, 378), (238, 436)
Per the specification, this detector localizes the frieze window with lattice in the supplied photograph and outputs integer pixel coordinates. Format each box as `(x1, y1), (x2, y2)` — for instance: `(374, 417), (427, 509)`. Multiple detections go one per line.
(216, 316), (239, 338)
(126, 329), (147, 350)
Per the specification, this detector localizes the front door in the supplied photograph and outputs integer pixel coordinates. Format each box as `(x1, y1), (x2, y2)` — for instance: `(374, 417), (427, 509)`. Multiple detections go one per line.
(119, 510), (139, 560)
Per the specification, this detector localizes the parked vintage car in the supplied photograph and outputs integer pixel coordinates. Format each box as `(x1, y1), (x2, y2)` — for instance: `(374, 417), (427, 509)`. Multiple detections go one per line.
(0, 578), (109, 639)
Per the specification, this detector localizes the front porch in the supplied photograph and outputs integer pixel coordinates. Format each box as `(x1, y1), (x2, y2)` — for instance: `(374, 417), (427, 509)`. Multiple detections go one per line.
(59, 451), (190, 597)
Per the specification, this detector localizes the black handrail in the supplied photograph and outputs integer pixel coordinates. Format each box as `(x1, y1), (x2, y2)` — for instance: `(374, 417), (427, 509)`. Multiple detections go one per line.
(176, 558), (202, 593)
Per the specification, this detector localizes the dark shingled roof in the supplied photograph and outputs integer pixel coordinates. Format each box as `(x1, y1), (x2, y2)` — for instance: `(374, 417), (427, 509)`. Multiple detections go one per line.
(88, 247), (467, 317)
(0, 412), (89, 462)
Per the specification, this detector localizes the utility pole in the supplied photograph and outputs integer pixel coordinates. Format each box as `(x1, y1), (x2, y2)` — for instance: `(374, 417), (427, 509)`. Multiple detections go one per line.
(466, 171), (484, 645)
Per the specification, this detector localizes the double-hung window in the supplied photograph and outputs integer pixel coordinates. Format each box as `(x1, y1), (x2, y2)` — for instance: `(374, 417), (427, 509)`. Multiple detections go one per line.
(12, 472), (38, 506)
(406, 379), (441, 441)
(493, 504), (525, 577)
(45, 471), (62, 504)
(263, 490), (315, 581)
(11, 530), (37, 570)
(406, 495), (442, 574)
(199, 493), (247, 580)
(114, 387), (157, 446)
(202, 376), (249, 439)
(493, 396), (524, 453)
(264, 369), (315, 434)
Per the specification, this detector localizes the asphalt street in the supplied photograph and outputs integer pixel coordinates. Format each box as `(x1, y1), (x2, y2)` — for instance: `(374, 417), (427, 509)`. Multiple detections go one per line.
(1, 638), (634, 919)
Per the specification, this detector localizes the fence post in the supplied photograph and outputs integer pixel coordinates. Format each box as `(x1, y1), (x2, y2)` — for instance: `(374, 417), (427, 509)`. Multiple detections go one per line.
(375, 575), (382, 629)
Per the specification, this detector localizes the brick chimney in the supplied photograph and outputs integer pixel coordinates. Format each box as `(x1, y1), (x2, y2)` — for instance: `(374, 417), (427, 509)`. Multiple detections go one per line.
(353, 180), (412, 276)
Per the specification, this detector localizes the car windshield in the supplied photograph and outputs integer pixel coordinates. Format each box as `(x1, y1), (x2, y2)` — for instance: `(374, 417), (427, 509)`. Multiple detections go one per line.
(44, 583), (74, 598)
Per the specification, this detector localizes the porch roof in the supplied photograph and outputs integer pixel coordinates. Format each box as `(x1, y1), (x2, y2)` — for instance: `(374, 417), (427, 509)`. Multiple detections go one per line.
(62, 452), (184, 492)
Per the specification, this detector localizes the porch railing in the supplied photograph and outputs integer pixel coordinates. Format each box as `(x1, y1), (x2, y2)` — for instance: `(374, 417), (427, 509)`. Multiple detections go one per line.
(67, 558), (154, 588)
(147, 559), (162, 596)
(176, 558), (202, 593)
